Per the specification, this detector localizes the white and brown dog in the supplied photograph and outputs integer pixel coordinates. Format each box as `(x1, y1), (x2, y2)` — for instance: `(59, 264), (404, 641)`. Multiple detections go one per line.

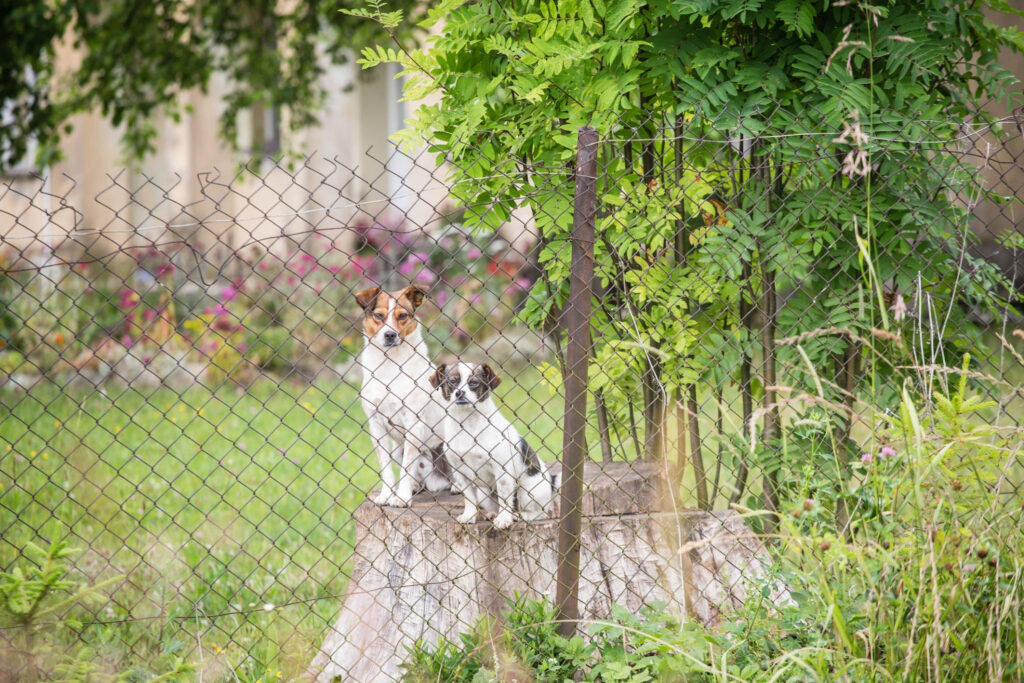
(355, 285), (450, 506)
(430, 362), (559, 529)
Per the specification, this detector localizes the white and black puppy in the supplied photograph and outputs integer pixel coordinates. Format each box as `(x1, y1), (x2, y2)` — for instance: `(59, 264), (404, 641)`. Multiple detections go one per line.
(355, 285), (450, 507)
(429, 362), (559, 529)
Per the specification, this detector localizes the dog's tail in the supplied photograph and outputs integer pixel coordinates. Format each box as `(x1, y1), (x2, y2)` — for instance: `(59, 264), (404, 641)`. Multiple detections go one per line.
(518, 437), (543, 475)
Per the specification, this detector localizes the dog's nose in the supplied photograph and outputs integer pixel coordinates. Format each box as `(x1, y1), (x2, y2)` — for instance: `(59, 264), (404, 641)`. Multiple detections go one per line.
(454, 389), (465, 399)
(383, 330), (398, 343)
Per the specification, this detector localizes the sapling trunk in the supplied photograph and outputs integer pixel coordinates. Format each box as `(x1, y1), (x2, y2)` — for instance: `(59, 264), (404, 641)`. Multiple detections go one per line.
(833, 338), (860, 538)
(758, 147), (781, 534)
(732, 261), (754, 505)
(595, 389), (613, 463)
(672, 112), (705, 501)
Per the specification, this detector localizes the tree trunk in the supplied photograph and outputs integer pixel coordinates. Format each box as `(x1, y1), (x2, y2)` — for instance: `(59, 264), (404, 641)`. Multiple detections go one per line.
(308, 462), (791, 682)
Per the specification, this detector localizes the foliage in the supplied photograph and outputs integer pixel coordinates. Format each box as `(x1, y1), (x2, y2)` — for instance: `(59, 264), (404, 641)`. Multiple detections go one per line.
(404, 366), (1024, 680)
(402, 596), (711, 682)
(0, 0), (431, 171)
(355, 0), (1024, 512)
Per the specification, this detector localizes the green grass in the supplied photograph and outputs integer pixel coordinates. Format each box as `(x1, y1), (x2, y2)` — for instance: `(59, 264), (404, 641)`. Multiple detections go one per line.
(0, 366), (564, 679)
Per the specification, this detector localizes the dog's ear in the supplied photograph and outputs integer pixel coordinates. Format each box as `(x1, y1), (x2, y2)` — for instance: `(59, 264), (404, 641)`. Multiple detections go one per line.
(402, 285), (426, 310)
(429, 363), (447, 389)
(355, 286), (381, 310)
(478, 363), (502, 389)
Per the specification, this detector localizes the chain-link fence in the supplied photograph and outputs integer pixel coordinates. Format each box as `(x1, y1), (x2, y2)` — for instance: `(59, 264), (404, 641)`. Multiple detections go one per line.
(1, 106), (1023, 680)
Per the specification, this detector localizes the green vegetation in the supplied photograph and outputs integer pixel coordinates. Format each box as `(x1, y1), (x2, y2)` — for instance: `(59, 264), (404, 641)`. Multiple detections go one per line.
(0, 368), (564, 679)
(404, 368), (1024, 680)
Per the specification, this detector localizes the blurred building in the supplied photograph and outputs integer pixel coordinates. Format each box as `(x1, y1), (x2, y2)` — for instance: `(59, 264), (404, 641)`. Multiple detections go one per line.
(0, 55), (456, 258)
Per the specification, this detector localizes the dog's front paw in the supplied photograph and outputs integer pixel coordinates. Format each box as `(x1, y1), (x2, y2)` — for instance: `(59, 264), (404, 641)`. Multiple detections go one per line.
(493, 512), (515, 530)
(387, 494), (411, 508)
(373, 490), (392, 506)
(457, 509), (477, 524)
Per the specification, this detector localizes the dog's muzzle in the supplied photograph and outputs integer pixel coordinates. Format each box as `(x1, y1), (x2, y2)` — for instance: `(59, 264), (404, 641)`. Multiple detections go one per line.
(382, 330), (400, 347)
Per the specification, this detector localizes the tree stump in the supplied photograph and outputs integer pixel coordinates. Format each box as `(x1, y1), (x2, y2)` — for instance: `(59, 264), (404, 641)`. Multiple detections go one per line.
(308, 462), (788, 682)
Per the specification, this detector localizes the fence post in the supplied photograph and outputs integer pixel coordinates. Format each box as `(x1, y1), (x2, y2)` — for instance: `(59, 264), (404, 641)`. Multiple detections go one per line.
(555, 126), (598, 637)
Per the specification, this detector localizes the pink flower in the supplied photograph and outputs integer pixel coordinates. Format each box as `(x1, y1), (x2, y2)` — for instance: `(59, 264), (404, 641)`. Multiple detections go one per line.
(398, 259), (416, 276)
(156, 263), (174, 279)
(414, 269), (436, 284)
(861, 452), (873, 466)
(300, 253), (315, 263)
(436, 291), (448, 307)
(143, 309), (157, 321)
(328, 265), (342, 274)
(119, 289), (139, 309)
(206, 341), (219, 353)
(214, 304), (228, 316)
(352, 254), (374, 276)
(411, 251), (430, 264)
(220, 285), (239, 302)
(121, 334), (133, 348)
(466, 248), (482, 260)
(286, 276), (296, 286)
(880, 446), (896, 459)
(203, 307), (213, 315)
(237, 342), (248, 353)
(258, 262), (269, 271)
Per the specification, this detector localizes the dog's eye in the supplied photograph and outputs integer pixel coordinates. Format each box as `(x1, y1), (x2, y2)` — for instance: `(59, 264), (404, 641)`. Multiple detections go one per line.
(373, 312), (385, 321)
(467, 380), (480, 391)
(396, 313), (408, 321)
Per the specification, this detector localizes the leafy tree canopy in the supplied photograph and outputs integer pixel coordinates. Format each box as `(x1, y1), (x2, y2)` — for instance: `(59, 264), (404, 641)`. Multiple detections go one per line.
(1, 0), (426, 171)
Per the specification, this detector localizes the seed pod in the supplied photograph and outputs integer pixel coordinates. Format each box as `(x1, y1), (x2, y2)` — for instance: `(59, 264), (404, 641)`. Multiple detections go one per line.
(951, 479), (962, 491)
(819, 540), (831, 552)
(977, 547), (989, 559)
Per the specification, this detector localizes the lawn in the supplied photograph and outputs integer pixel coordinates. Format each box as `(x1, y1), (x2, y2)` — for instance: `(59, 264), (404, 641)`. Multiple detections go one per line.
(0, 366), (564, 679)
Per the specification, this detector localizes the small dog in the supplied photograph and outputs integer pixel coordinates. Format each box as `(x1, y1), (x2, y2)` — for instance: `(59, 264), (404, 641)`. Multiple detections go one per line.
(430, 362), (559, 529)
(356, 285), (450, 506)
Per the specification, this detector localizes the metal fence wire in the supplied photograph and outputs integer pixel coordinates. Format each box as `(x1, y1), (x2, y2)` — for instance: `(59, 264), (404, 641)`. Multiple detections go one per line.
(1, 106), (1023, 681)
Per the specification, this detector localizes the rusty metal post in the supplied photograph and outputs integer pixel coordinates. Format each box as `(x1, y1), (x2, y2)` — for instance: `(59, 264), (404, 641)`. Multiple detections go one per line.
(555, 126), (598, 637)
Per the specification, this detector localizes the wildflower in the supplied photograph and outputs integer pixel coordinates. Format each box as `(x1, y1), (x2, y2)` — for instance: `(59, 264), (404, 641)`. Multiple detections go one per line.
(258, 262), (269, 270)
(119, 289), (140, 309)
(220, 285), (239, 302)
(351, 254), (374, 276)
(286, 276), (296, 286)
(861, 452), (873, 466)
(156, 263), (174, 279)
(880, 445), (896, 459)
(143, 309), (157, 321)
(414, 269), (436, 284)
(54, 333), (65, 346)
(398, 259), (416, 277)
(436, 291), (448, 307)
(121, 335), (133, 348)
(466, 248), (482, 260)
